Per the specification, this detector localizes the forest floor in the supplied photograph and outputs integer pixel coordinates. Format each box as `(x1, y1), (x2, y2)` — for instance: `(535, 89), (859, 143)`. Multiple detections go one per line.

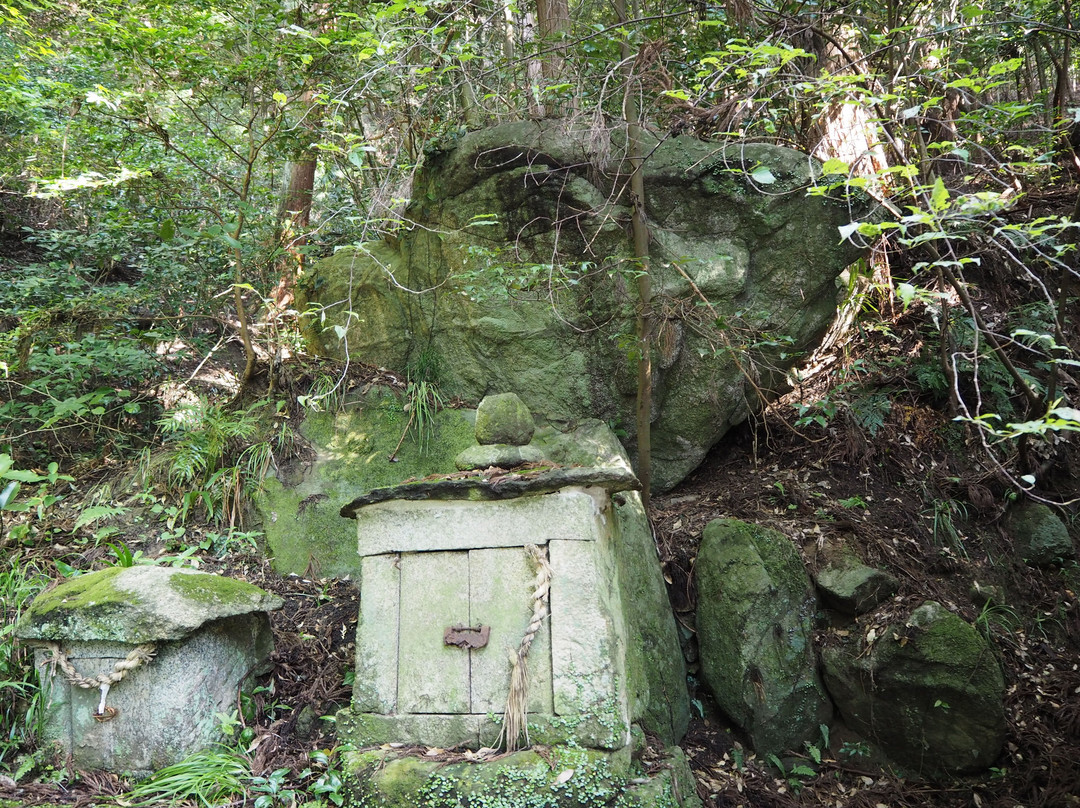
(2, 206), (1080, 807)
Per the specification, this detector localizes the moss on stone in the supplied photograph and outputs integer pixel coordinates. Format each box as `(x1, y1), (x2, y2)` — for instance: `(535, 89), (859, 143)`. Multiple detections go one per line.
(821, 601), (1006, 777)
(342, 744), (697, 808)
(29, 567), (129, 616)
(695, 518), (830, 755)
(611, 493), (689, 745)
(474, 392), (536, 445)
(166, 571), (270, 606)
(17, 567), (281, 644)
(255, 388), (478, 577)
(1007, 503), (1074, 567)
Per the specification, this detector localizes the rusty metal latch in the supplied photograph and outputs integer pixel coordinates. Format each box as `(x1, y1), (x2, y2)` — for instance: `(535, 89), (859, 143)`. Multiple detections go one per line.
(443, 624), (491, 650)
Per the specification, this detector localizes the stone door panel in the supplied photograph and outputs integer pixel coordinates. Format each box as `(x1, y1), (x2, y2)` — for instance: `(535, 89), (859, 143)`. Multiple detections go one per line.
(356, 547), (552, 716)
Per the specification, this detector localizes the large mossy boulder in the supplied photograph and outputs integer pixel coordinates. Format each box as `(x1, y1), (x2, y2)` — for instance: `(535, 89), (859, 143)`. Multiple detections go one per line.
(1007, 502), (1075, 567)
(254, 386), (477, 577)
(821, 601), (1006, 777)
(695, 519), (831, 755)
(301, 120), (863, 491)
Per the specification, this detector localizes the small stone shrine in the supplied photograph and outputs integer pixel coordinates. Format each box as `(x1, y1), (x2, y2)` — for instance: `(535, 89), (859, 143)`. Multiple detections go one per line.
(16, 566), (282, 772)
(336, 394), (688, 752)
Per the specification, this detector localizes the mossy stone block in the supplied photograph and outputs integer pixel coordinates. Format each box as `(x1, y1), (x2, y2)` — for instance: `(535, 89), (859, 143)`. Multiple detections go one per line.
(342, 744), (698, 808)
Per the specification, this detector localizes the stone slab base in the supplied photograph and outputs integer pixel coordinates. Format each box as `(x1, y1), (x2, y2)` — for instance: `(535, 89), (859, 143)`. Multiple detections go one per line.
(341, 743), (702, 808)
(336, 707), (627, 752)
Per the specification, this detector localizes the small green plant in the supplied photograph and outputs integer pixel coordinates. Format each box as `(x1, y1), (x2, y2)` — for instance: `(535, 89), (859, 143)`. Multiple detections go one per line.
(302, 749), (346, 807)
(924, 498), (969, 557)
(838, 495), (868, 510)
(974, 600), (1020, 642)
(200, 529), (262, 558)
(0, 552), (50, 774)
(125, 746), (250, 808)
(150, 398), (280, 528)
(0, 453), (73, 544)
(388, 380), (445, 461)
(838, 740), (870, 760)
(766, 752), (816, 792)
(250, 767), (297, 808)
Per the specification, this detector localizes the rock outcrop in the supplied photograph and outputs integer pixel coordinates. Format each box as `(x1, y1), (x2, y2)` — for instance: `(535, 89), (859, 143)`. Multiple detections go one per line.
(301, 120), (863, 491)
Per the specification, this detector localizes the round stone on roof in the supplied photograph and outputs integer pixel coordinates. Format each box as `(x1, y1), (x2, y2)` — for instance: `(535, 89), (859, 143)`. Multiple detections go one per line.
(474, 393), (536, 446)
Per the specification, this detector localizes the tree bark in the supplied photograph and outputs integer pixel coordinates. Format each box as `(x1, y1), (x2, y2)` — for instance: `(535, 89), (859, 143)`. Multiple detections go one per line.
(615, 0), (652, 509)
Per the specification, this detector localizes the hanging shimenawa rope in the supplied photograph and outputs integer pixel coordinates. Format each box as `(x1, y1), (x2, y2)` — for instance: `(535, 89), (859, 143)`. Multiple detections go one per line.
(44, 642), (157, 718)
(500, 543), (552, 753)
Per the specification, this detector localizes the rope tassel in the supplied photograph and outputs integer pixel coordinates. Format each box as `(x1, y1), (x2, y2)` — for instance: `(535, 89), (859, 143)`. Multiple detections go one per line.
(500, 543), (551, 753)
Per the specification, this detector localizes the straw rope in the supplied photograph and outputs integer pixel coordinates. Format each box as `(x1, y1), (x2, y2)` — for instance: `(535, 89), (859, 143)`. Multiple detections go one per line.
(44, 642), (156, 716)
(500, 543), (551, 752)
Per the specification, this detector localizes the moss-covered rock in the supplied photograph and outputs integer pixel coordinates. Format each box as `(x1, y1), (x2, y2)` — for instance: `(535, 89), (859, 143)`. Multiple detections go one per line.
(474, 392), (536, 445)
(253, 387), (477, 577)
(301, 120), (865, 492)
(342, 743), (700, 807)
(695, 519), (831, 755)
(612, 493), (690, 746)
(821, 601), (1006, 777)
(1007, 502), (1075, 567)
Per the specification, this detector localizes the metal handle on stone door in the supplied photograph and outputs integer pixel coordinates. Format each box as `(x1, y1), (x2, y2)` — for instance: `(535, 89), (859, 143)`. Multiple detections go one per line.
(443, 624), (490, 649)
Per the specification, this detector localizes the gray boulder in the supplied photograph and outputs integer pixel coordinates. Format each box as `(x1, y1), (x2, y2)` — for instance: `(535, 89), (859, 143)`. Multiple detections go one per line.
(816, 559), (898, 616)
(301, 120), (863, 491)
(821, 601), (1006, 777)
(695, 519), (832, 754)
(1007, 503), (1075, 567)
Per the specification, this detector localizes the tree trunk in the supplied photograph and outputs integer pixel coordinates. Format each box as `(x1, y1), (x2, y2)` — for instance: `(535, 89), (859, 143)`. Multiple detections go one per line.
(534, 0), (570, 116)
(274, 89), (322, 310)
(615, 0), (651, 509)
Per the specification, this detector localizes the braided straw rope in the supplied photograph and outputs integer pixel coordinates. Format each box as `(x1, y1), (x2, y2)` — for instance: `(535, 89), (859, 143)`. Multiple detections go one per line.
(500, 543), (551, 753)
(45, 642), (156, 716)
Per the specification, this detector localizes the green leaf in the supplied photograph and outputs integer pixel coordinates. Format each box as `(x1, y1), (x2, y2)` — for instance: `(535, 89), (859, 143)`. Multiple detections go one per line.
(0, 480), (21, 510)
(838, 222), (862, 243)
(1049, 406), (1080, 423)
(820, 158), (848, 176)
(1, 468), (45, 483)
(896, 282), (916, 308)
(930, 177), (950, 212)
(72, 504), (126, 532)
(159, 219), (175, 241)
(750, 166), (776, 184)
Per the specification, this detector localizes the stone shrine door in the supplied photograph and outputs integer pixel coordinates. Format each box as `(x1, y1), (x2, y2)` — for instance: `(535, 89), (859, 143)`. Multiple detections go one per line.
(380, 546), (553, 715)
